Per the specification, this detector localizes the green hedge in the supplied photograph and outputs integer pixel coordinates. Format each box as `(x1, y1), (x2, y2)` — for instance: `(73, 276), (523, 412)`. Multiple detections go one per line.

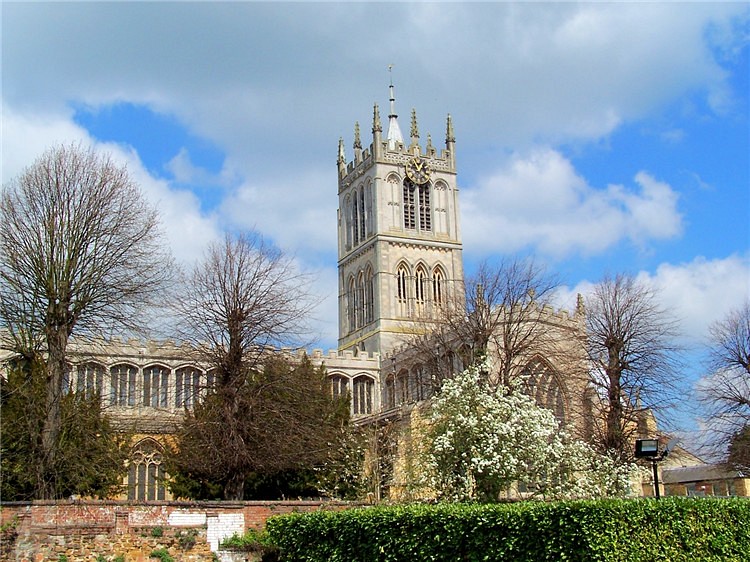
(265, 498), (750, 561)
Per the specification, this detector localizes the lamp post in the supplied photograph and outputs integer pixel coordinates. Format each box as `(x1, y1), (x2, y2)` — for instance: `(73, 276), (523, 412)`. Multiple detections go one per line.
(635, 438), (669, 499)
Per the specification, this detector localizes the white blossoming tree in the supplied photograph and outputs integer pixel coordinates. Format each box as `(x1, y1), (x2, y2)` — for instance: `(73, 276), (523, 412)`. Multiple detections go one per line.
(419, 361), (638, 502)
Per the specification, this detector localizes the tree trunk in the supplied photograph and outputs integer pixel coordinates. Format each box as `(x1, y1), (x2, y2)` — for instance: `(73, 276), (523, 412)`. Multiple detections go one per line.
(224, 471), (245, 500)
(40, 324), (69, 499)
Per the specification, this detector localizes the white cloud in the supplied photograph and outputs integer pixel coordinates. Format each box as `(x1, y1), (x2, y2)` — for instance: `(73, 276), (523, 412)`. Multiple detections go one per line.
(221, 167), (336, 256)
(1, 104), (221, 266)
(462, 148), (683, 258)
(1, 103), (90, 182)
(556, 254), (750, 343)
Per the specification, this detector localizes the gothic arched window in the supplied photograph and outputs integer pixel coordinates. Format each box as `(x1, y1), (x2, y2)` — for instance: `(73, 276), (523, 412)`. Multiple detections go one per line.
(415, 265), (427, 304)
(365, 266), (374, 324)
(384, 372), (396, 409)
(396, 264), (409, 302)
(365, 182), (373, 235)
(110, 364), (137, 407)
(352, 190), (360, 245)
(396, 369), (410, 405)
(432, 267), (445, 305)
(347, 276), (356, 332)
(344, 194), (352, 250)
(128, 439), (166, 501)
(330, 374), (349, 399)
(352, 375), (374, 415)
(403, 181), (416, 229)
(522, 358), (567, 425)
(143, 365), (170, 408)
(418, 184), (431, 231)
(356, 271), (365, 329)
(175, 367), (202, 408)
(76, 362), (104, 399)
(358, 189), (366, 243)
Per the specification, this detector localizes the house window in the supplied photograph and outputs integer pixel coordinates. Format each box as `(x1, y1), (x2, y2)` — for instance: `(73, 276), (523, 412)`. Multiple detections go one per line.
(352, 375), (374, 415)
(110, 364), (137, 407)
(128, 439), (166, 501)
(143, 365), (169, 408)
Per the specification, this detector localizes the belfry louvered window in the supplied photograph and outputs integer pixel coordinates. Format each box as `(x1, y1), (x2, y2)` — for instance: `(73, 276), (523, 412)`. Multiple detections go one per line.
(418, 185), (431, 230)
(403, 182), (416, 229)
(403, 180), (431, 231)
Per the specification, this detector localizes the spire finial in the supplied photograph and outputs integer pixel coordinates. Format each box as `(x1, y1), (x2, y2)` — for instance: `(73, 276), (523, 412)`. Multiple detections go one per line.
(446, 113), (455, 145)
(353, 122), (362, 149)
(373, 103), (382, 133)
(386, 64), (404, 149)
(410, 108), (419, 140)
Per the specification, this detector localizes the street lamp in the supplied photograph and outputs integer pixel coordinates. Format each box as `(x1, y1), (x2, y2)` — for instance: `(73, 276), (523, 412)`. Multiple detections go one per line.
(635, 438), (672, 499)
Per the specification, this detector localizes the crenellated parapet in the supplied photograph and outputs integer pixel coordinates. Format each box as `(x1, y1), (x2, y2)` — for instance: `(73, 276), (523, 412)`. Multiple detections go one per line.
(339, 107), (455, 191)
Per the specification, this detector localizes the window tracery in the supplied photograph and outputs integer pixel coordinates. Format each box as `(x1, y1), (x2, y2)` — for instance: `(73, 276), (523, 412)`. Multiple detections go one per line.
(432, 266), (445, 306)
(127, 439), (166, 501)
(522, 358), (567, 424)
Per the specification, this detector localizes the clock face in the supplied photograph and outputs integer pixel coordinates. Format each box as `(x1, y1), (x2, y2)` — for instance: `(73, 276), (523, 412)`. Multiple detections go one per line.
(405, 157), (431, 185)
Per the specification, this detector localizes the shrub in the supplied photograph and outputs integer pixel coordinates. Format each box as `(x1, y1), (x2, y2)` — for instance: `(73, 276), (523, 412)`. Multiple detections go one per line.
(266, 498), (750, 561)
(176, 528), (198, 550)
(221, 529), (280, 561)
(149, 548), (174, 562)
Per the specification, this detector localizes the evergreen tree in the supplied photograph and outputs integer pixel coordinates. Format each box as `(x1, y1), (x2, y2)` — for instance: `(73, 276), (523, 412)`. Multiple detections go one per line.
(0, 356), (129, 500)
(167, 356), (350, 500)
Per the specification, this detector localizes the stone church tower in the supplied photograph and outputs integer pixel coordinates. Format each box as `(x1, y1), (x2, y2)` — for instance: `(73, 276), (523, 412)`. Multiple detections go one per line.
(337, 83), (464, 356)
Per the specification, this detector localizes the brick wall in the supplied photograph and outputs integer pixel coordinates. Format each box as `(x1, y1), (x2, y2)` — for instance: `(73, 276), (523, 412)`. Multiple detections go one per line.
(0, 500), (355, 562)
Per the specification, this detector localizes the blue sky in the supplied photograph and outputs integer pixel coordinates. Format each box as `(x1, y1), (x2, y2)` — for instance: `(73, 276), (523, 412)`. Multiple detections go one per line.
(2, 2), (749, 435)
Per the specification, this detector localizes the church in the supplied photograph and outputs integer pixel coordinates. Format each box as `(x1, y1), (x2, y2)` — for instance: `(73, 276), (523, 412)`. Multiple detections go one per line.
(2, 84), (594, 501)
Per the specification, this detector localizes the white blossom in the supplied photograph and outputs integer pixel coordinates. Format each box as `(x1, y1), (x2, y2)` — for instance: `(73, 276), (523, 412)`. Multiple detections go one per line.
(418, 361), (639, 502)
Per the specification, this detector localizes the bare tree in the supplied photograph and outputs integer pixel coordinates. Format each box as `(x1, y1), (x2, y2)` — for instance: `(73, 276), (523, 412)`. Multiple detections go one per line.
(698, 302), (750, 464)
(701, 302), (750, 423)
(584, 273), (682, 461)
(0, 143), (172, 498)
(173, 232), (315, 382)
(170, 232), (321, 499)
(400, 258), (568, 393)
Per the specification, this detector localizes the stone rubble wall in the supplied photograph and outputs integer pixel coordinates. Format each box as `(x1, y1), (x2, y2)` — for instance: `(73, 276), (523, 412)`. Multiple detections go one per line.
(0, 500), (352, 562)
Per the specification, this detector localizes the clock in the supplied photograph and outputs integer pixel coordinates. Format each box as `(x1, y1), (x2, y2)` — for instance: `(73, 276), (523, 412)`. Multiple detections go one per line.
(405, 156), (431, 185)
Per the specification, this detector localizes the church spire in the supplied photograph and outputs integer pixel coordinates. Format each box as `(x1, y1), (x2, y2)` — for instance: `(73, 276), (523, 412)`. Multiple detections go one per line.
(386, 66), (404, 150)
